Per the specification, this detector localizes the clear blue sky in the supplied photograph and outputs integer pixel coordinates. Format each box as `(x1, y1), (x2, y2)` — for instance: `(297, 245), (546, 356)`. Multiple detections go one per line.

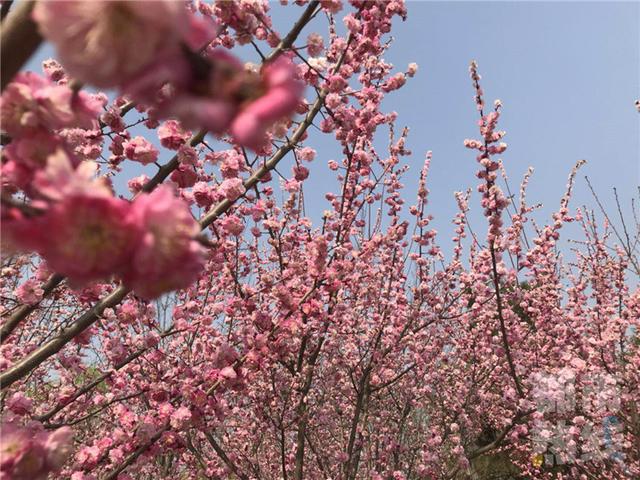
(23, 1), (639, 259)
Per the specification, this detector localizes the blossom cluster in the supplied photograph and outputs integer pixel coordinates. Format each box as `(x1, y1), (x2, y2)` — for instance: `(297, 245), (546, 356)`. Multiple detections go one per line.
(31, 0), (304, 150)
(0, 421), (73, 480)
(3, 149), (204, 298)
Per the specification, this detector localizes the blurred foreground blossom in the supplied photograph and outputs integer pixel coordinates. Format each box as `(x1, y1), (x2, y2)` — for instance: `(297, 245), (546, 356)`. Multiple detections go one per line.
(0, 422), (73, 480)
(32, 0), (191, 88)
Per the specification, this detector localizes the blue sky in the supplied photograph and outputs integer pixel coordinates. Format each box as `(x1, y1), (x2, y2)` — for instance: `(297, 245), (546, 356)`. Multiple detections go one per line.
(23, 1), (639, 260)
(280, 1), (640, 257)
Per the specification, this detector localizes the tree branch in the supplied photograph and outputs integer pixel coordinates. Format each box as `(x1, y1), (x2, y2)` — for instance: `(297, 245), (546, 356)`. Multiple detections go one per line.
(1, 0), (42, 91)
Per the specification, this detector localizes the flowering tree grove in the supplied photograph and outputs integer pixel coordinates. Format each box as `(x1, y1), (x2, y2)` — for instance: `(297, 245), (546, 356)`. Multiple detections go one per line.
(1, 1), (638, 479)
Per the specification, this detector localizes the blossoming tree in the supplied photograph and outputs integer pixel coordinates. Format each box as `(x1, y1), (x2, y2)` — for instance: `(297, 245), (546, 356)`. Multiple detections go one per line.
(1, 1), (638, 479)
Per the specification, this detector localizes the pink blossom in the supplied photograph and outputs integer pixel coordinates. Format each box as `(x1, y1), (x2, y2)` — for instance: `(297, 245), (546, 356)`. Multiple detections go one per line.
(297, 147), (316, 162)
(177, 145), (198, 166)
(192, 181), (213, 208)
(32, 148), (111, 201)
(325, 92), (342, 110)
(220, 215), (244, 236)
(124, 48), (244, 134)
(219, 366), (237, 380)
(123, 136), (159, 165)
(32, 1), (190, 88)
(327, 74), (347, 93)
(107, 448), (124, 464)
(44, 427), (73, 470)
(14, 280), (44, 306)
(320, 0), (343, 14)
(170, 164), (198, 188)
(26, 195), (140, 286)
(219, 177), (246, 201)
(125, 48), (302, 150)
(0, 72), (99, 136)
(292, 165), (310, 181)
(231, 55), (304, 149)
(158, 403), (175, 419)
(307, 33), (324, 56)
(42, 58), (67, 83)
(170, 406), (192, 429)
(284, 178), (300, 192)
(0, 424), (46, 480)
(308, 235), (328, 277)
(127, 174), (150, 194)
(75, 445), (101, 469)
(0, 423), (71, 479)
(59, 128), (104, 162)
(124, 186), (204, 299)
(101, 106), (126, 133)
(220, 152), (243, 179)
(2, 131), (68, 190)
(382, 72), (406, 92)
(158, 120), (191, 150)
(7, 392), (33, 415)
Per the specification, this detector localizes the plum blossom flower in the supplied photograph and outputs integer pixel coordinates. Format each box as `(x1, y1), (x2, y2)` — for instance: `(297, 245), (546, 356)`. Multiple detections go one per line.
(59, 128), (104, 162)
(219, 177), (246, 201)
(320, 0), (343, 14)
(292, 165), (309, 181)
(220, 152), (243, 178)
(32, 1), (191, 88)
(219, 366), (238, 380)
(124, 48), (244, 134)
(158, 120), (191, 150)
(170, 406), (192, 429)
(123, 136), (160, 165)
(382, 72), (406, 93)
(127, 174), (150, 194)
(124, 186), (204, 299)
(0, 424), (46, 479)
(126, 49), (303, 150)
(1, 131), (68, 190)
(220, 215), (244, 236)
(44, 427), (74, 471)
(158, 403), (175, 420)
(7, 392), (33, 415)
(297, 147), (316, 162)
(0, 423), (73, 480)
(32, 148), (111, 201)
(0, 72), (99, 136)
(42, 58), (67, 83)
(283, 178), (300, 193)
(14, 280), (44, 306)
(2, 149), (140, 283)
(26, 195), (140, 286)
(75, 444), (101, 470)
(170, 164), (198, 188)
(307, 33), (324, 56)
(177, 145), (198, 166)
(192, 182), (213, 208)
(230, 55), (304, 149)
